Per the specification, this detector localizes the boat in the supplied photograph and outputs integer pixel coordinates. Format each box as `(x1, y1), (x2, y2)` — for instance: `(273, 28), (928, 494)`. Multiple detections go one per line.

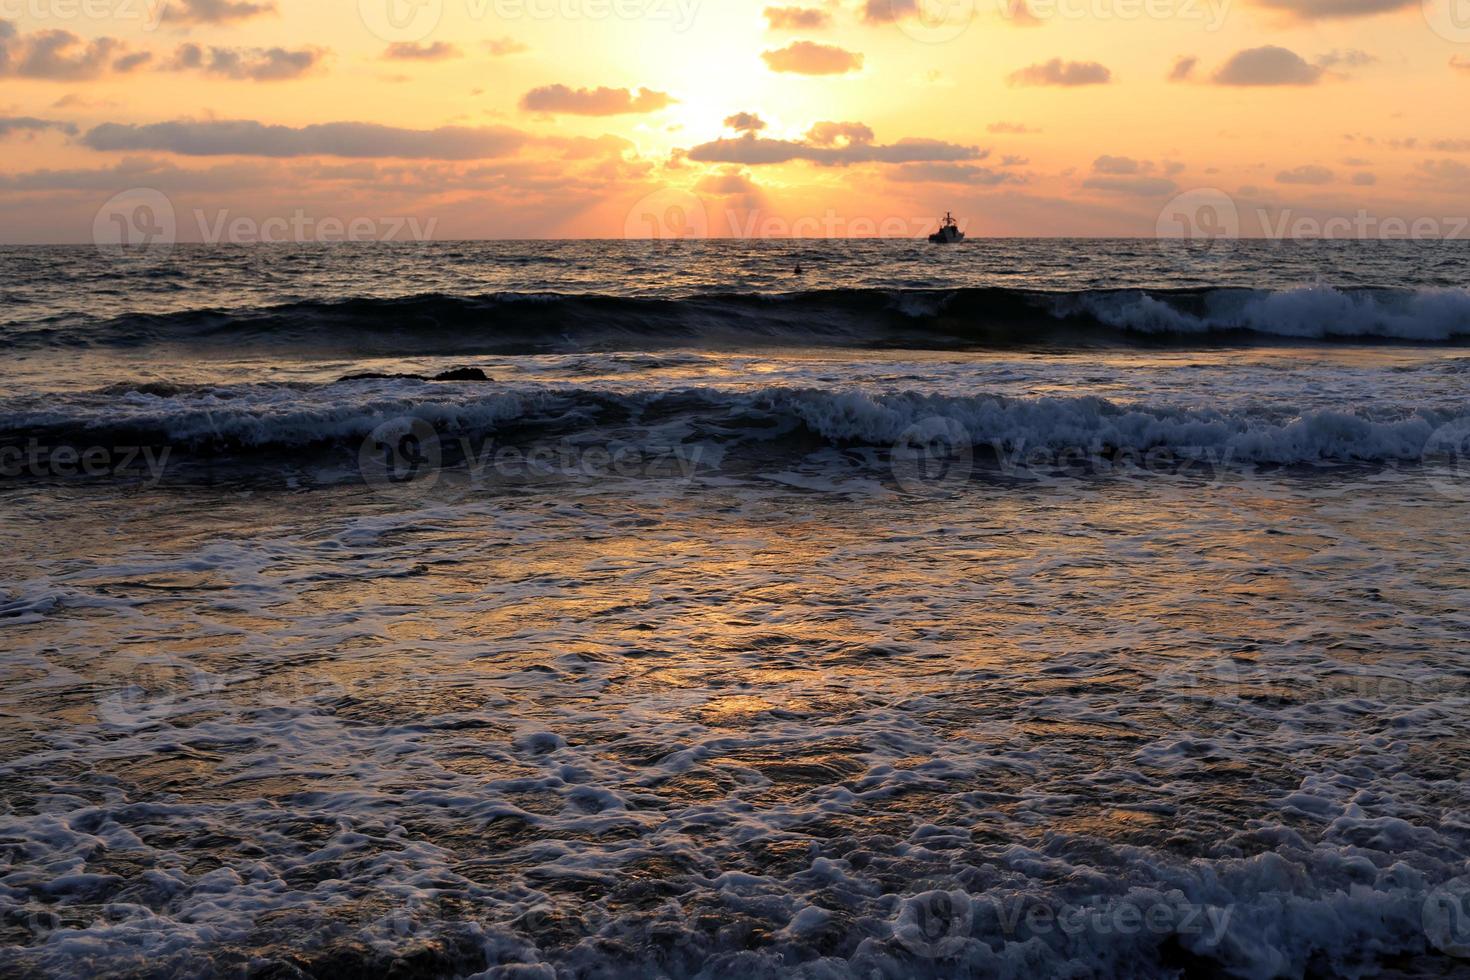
(928, 211), (965, 244)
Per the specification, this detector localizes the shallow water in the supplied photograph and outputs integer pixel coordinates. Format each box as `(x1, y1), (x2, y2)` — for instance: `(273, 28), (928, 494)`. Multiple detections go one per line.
(3, 242), (1470, 978)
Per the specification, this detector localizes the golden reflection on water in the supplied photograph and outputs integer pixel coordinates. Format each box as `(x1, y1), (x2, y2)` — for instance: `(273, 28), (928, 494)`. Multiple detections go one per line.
(3, 464), (1467, 852)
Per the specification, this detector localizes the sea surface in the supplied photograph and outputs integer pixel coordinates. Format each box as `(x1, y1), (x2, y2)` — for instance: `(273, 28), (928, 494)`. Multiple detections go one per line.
(2, 240), (1470, 978)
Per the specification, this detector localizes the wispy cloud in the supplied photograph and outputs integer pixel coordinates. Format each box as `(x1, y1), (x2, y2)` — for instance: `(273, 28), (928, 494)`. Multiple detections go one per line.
(84, 119), (529, 159)
(1008, 59), (1111, 86)
(521, 85), (674, 116)
(762, 41), (863, 75)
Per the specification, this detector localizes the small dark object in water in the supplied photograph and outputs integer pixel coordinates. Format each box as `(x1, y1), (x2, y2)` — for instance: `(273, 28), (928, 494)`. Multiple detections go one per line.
(431, 367), (492, 382)
(337, 367), (492, 383)
(794, 264), (804, 275)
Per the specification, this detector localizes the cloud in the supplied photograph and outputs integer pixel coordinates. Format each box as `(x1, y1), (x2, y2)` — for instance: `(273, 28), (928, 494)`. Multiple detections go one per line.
(113, 51), (154, 73)
(83, 119), (528, 159)
(762, 41), (863, 75)
(384, 42), (461, 61)
(1008, 59), (1111, 86)
(724, 112), (767, 133)
(806, 121), (874, 146)
(520, 85), (674, 115)
(0, 22), (127, 80)
(1350, 171), (1376, 185)
(1093, 154), (1147, 174)
(987, 121), (1040, 134)
(1452, 55), (1470, 75)
(1168, 55), (1197, 81)
(1417, 159), (1470, 187)
(1213, 46), (1322, 85)
(1249, 0), (1412, 18)
(51, 93), (117, 109)
(1276, 164), (1334, 183)
(158, 0), (276, 24)
(862, 0), (916, 21)
(686, 125), (980, 166)
(0, 116), (77, 138)
(695, 168), (762, 200)
(888, 162), (1024, 185)
(486, 37), (529, 56)
(764, 5), (832, 28)
(0, 155), (277, 192)
(165, 44), (326, 81)
(1081, 175), (1180, 196)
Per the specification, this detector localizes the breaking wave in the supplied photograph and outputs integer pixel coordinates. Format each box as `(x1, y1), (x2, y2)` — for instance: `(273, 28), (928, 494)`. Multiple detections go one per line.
(4, 382), (1467, 474)
(10, 285), (1470, 354)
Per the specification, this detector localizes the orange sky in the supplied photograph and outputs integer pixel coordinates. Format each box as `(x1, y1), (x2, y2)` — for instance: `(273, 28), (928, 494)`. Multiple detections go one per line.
(1, 0), (1468, 241)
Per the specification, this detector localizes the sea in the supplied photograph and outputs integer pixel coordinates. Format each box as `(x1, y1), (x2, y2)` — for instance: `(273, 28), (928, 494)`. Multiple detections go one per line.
(2, 238), (1469, 978)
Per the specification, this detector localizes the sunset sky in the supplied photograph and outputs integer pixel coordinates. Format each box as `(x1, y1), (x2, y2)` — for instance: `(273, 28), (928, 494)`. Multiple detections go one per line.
(2, 0), (1468, 240)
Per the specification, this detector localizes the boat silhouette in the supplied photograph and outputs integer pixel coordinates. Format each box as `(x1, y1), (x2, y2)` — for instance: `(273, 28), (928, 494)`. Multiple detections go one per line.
(929, 212), (965, 244)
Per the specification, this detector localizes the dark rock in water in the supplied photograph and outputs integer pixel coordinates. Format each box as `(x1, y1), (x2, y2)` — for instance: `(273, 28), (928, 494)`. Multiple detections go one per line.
(430, 367), (491, 382)
(336, 367), (492, 383)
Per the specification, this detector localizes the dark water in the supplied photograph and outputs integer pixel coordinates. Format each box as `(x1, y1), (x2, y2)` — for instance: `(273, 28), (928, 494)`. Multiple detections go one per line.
(2, 241), (1469, 978)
